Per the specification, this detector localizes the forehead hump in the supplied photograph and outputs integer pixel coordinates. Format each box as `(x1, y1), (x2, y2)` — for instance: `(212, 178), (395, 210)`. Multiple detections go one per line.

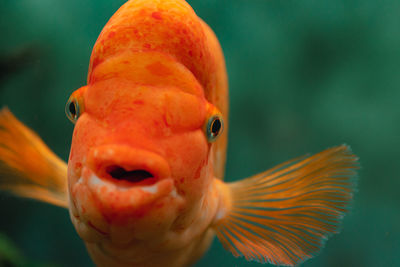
(88, 0), (217, 94)
(90, 51), (204, 97)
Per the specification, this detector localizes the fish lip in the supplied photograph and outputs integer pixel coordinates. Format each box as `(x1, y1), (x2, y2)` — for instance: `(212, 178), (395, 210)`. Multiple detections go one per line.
(87, 145), (172, 187)
(71, 169), (180, 243)
(80, 168), (177, 212)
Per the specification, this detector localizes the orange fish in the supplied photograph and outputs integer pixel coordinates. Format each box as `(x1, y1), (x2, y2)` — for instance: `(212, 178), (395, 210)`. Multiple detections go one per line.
(0, 0), (358, 266)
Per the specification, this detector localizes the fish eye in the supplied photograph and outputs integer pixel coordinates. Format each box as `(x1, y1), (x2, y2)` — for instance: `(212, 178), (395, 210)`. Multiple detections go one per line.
(205, 114), (224, 142)
(65, 96), (82, 124)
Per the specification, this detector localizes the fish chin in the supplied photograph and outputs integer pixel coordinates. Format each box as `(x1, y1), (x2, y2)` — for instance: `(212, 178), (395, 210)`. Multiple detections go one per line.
(70, 167), (184, 245)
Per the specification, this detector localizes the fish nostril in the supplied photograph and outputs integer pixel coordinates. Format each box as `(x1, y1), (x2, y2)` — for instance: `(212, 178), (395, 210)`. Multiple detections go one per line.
(105, 165), (154, 183)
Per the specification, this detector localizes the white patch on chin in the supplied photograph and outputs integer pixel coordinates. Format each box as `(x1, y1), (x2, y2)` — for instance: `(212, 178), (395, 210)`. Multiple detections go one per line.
(140, 183), (159, 194)
(169, 187), (177, 198)
(89, 174), (105, 187)
(89, 174), (124, 191)
(76, 176), (84, 185)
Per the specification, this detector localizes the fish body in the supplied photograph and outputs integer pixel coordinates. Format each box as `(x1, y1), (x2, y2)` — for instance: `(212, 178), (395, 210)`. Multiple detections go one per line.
(69, 2), (228, 265)
(0, 0), (358, 266)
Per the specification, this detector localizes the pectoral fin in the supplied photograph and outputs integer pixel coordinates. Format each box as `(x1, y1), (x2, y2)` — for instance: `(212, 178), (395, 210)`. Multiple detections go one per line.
(0, 108), (68, 208)
(213, 145), (358, 266)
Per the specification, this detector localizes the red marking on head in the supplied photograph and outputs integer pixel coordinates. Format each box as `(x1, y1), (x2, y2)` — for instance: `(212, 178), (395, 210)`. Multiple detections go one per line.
(108, 31), (116, 38)
(154, 202), (164, 209)
(143, 43), (151, 49)
(146, 61), (173, 76)
(151, 11), (162, 20)
(194, 158), (208, 180)
(162, 113), (171, 127)
(133, 100), (144, 105)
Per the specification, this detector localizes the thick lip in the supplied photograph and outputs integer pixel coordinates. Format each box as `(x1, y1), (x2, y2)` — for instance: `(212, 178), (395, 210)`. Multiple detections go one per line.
(85, 144), (174, 186)
(72, 145), (177, 223)
(87, 145), (171, 184)
(78, 167), (176, 212)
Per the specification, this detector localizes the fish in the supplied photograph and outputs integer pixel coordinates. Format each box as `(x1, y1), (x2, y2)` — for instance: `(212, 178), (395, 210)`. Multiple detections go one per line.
(0, 0), (358, 266)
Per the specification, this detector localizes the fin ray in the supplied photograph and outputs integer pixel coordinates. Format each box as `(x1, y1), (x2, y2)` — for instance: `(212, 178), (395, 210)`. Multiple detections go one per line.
(214, 145), (358, 266)
(0, 107), (68, 208)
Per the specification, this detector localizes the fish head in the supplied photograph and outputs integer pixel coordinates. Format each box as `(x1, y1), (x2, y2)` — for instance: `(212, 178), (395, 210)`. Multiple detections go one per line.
(66, 52), (224, 245)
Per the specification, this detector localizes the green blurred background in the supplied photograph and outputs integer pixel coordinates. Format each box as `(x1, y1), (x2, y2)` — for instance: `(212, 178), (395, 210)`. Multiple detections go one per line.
(0, 0), (399, 266)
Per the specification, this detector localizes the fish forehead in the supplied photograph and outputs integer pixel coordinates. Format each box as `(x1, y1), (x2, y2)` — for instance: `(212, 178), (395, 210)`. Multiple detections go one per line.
(84, 80), (207, 132)
(90, 51), (205, 97)
(88, 0), (216, 92)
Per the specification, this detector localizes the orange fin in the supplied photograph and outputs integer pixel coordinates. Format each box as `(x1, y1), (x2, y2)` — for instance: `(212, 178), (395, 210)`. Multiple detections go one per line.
(213, 145), (358, 266)
(0, 107), (68, 208)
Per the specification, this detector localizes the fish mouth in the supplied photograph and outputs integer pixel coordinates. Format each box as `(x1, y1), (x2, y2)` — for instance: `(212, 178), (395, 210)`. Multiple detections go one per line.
(106, 165), (153, 183)
(70, 168), (178, 242)
(105, 165), (157, 186)
(71, 145), (179, 227)
(86, 145), (172, 188)
(79, 168), (176, 216)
